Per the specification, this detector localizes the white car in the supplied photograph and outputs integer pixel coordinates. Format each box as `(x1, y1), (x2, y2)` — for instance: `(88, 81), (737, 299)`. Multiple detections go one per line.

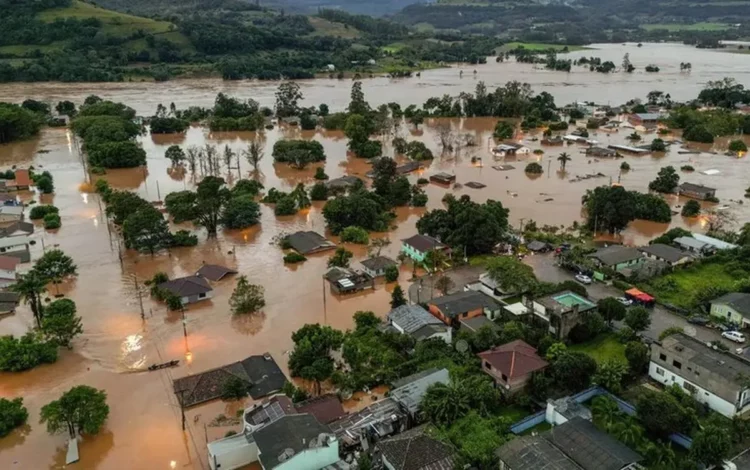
(575, 274), (592, 284)
(617, 297), (633, 306)
(722, 331), (746, 343)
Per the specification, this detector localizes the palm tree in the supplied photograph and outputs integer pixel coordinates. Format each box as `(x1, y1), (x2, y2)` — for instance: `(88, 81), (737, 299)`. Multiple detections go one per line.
(640, 441), (676, 468)
(11, 270), (47, 328)
(591, 395), (620, 431)
(557, 152), (572, 171)
(612, 418), (643, 447)
(419, 380), (471, 426)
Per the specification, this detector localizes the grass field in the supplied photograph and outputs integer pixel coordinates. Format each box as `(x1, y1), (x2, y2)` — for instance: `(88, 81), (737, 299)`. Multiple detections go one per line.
(382, 42), (408, 53)
(641, 262), (737, 309)
(39, 1), (175, 35)
(497, 42), (589, 53)
(308, 17), (361, 39)
(641, 22), (733, 31)
(570, 333), (626, 364)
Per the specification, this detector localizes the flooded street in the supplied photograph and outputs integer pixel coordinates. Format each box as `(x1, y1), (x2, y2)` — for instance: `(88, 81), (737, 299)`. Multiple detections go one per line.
(1, 42), (750, 469)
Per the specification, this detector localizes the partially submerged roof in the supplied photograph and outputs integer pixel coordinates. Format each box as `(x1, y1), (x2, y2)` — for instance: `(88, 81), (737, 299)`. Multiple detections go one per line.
(527, 240), (551, 252)
(244, 395), (295, 428)
(633, 113), (660, 121)
(361, 255), (397, 272)
(478, 340), (548, 379)
(679, 182), (716, 194)
(10, 169), (31, 187)
(254, 414), (333, 470)
(159, 275), (212, 297)
(711, 292), (750, 317)
(428, 290), (499, 318)
(325, 175), (362, 190)
(240, 354), (288, 399)
(544, 417), (642, 470)
(388, 304), (443, 335)
(286, 231), (336, 255)
(496, 435), (581, 470)
(401, 234), (446, 253)
(390, 368), (450, 415)
(0, 221), (33, 237)
(589, 245), (643, 266)
(639, 243), (690, 263)
(295, 394), (346, 424)
(196, 264), (237, 281)
(378, 426), (455, 470)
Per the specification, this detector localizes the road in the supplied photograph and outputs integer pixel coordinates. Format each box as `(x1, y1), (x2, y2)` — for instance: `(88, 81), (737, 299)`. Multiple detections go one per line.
(523, 253), (738, 350)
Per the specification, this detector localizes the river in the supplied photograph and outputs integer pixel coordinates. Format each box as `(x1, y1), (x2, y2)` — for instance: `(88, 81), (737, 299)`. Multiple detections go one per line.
(0, 42), (749, 470)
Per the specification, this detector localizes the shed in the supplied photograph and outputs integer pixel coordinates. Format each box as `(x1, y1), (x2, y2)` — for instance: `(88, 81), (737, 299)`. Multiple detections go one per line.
(196, 264), (237, 281)
(679, 182), (716, 201)
(286, 231), (336, 255)
(429, 172), (456, 185)
(158, 275), (213, 304)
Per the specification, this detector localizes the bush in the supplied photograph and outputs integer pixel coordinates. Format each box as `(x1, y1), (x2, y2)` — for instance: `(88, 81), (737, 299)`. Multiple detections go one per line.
(90, 166), (106, 175)
(340, 226), (369, 244)
(29, 205), (59, 220)
(314, 167), (329, 180)
(650, 138), (666, 152)
(221, 376), (249, 400)
(284, 252), (307, 263)
(612, 279), (632, 291)
(525, 162), (543, 174)
(681, 200), (701, 217)
(43, 213), (61, 229)
(165, 294), (183, 311)
(729, 139), (748, 153)
(411, 192), (428, 207)
(310, 182), (328, 201)
(680, 165), (694, 172)
(417, 177), (429, 185)
(384, 265), (399, 282)
(0, 398), (28, 437)
(171, 230), (198, 247)
(620, 161), (630, 171)
(35, 174), (54, 194)
(274, 197), (297, 216)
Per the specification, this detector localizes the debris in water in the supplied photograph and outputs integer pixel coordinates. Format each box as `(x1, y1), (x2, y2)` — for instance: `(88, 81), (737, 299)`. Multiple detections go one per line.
(492, 164), (515, 171)
(465, 182), (486, 189)
(701, 169), (720, 175)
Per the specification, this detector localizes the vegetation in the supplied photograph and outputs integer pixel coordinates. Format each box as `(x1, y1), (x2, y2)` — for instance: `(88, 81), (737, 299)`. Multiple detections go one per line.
(328, 247), (353, 268)
(29, 204), (59, 220)
(0, 397), (28, 437)
(340, 226), (369, 244)
(40, 385), (109, 438)
(0, 103), (43, 143)
(390, 285), (407, 309)
(681, 200), (701, 217)
(283, 252), (307, 264)
(524, 162), (543, 174)
(583, 185), (671, 233)
(43, 213), (61, 230)
(221, 376), (249, 400)
(288, 324), (344, 395)
(0, 333), (58, 372)
(41, 299), (83, 348)
(648, 166), (679, 193)
(229, 276), (265, 315)
(272, 140), (326, 168)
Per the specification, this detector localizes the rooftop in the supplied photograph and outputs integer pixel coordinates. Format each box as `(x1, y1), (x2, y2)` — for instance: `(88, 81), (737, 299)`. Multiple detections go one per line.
(11, 169), (31, 187)
(240, 354), (288, 399)
(0, 206), (24, 216)
(589, 245), (643, 266)
(244, 395), (295, 428)
(639, 243), (690, 263)
(428, 290), (499, 318)
(388, 304), (444, 335)
(692, 232), (738, 250)
(294, 394), (346, 424)
(158, 275), (212, 297)
(661, 333), (750, 385)
(673, 236), (708, 251)
(325, 175), (362, 189)
(459, 315), (500, 333)
(401, 234), (446, 253)
(390, 368), (450, 415)
(195, 264), (237, 281)
(378, 426), (455, 470)
(537, 291), (597, 315)
(544, 417), (642, 470)
(527, 240), (552, 252)
(360, 255), (397, 272)
(633, 113), (660, 120)
(496, 435), (581, 470)
(286, 231), (337, 255)
(254, 414), (333, 470)
(328, 397), (405, 446)
(0, 255), (20, 272)
(478, 340), (548, 379)
(679, 182), (716, 194)
(0, 221), (33, 237)
(712, 292), (750, 317)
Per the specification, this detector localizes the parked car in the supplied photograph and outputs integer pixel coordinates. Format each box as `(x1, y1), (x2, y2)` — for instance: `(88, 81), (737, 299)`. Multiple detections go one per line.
(722, 331), (746, 343)
(617, 297), (633, 306)
(687, 316), (710, 326)
(575, 273), (592, 284)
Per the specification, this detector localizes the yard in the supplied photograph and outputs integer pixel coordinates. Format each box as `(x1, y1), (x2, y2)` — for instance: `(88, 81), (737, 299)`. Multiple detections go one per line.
(570, 333), (626, 364)
(640, 261), (739, 310)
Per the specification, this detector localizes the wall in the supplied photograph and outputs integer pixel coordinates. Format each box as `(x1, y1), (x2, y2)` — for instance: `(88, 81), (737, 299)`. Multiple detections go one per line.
(272, 440), (340, 470)
(427, 328), (452, 344)
(710, 303), (746, 326)
(400, 244), (426, 263)
(649, 362), (739, 418)
(207, 434), (258, 470)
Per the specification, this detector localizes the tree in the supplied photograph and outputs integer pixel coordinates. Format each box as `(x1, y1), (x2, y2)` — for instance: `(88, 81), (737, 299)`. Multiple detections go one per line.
(275, 81), (302, 118)
(10, 270), (47, 328)
(390, 285), (407, 309)
(525, 162), (543, 174)
(557, 152), (572, 171)
(328, 247), (353, 268)
(552, 352), (597, 392)
(195, 176), (231, 237)
(340, 226), (369, 244)
(625, 306), (651, 333)
(347, 81), (371, 116)
(35, 174), (54, 194)
(369, 238), (391, 257)
(493, 121), (514, 140)
(165, 145), (186, 166)
(40, 385), (109, 438)
(592, 359), (628, 393)
(244, 140), (264, 174)
(591, 395), (620, 431)
(0, 397), (28, 437)
(123, 207), (171, 255)
(323, 191), (392, 234)
(435, 276), (454, 295)
(597, 297), (626, 326)
(42, 299), (83, 348)
(612, 418), (643, 447)
(681, 200), (701, 217)
(728, 139), (748, 154)
(384, 265), (399, 283)
(229, 276), (265, 315)
(650, 138), (666, 152)
(221, 195), (260, 229)
(582, 185), (637, 233)
(288, 324), (344, 395)
(690, 425), (731, 467)
(486, 256), (537, 295)
(33, 249), (77, 295)
(648, 166), (679, 193)
(56, 100), (77, 117)
(420, 381), (471, 426)
(636, 389), (695, 437)
(625, 341), (649, 375)
(221, 376), (250, 400)
(106, 190), (151, 225)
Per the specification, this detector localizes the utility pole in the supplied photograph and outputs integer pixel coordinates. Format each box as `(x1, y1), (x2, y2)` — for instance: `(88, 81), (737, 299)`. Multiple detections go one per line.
(156, 180), (161, 202)
(179, 390), (186, 431)
(322, 278), (327, 325)
(135, 276), (145, 320)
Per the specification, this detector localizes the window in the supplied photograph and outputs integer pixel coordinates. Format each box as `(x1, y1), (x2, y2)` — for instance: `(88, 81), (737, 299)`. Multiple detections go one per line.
(684, 382), (697, 394)
(484, 361), (491, 370)
(659, 353), (667, 361)
(199, 293), (206, 299)
(656, 367), (665, 376)
(501, 373), (508, 382)
(672, 360), (682, 369)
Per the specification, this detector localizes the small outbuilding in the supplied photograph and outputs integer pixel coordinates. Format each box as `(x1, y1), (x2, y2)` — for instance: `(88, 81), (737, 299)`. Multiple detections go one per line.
(158, 275), (213, 305)
(196, 264), (237, 281)
(429, 172), (456, 185)
(286, 231), (336, 255)
(678, 182), (716, 201)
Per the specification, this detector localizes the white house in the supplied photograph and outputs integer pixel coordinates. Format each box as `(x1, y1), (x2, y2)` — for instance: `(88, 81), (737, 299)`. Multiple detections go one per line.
(649, 333), (750, 418)
(492, 143), (530, 157)
(0, 255), (20, 287)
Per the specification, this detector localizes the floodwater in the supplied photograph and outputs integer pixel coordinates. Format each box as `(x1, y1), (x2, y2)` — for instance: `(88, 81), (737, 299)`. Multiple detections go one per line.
(0, 42), (749, 469)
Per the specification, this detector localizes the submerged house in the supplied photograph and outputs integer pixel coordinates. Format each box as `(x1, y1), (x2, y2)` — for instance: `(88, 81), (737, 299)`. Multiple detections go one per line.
(401, 234), (450, 264)
(678, 182), (716, 201)
(492, 143), (530, 157)
(158, 275), (213, 305)
(323, 267), (374, 294)
(585, 146), (618, 158)
(286, 231), (337, 255)
(360, 255), (398, 278)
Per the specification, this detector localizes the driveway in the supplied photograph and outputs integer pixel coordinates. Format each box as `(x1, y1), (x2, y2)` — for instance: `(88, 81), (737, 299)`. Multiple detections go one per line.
(524, 253), (736, 349)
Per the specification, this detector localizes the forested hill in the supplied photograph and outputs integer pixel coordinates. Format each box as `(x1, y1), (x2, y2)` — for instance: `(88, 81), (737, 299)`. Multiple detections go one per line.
(393, 0), (750, 44)
(0, 0), (497, 82)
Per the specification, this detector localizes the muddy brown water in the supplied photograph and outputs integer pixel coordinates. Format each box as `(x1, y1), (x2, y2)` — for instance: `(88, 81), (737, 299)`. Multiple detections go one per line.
(1, 43), (749, 469)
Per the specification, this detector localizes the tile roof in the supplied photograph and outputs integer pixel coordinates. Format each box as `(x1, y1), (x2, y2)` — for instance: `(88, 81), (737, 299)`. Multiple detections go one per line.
(0, 255), (20, 272)
(589, 245), (643, 266)
(390, 368), (450, 415)
(478, 340), (548, 379)
(240, 354), (288, 399)
(196, 264), (237, 281)
(254, 414), (333, 470)
(496, 435), (581, 470)
(361, 256), (397, 272)
(159, 275), (212, 297)
(712, 292), (750, 317)
(639, 244), (690, 263)
(295, 394), (346, 424)
(544, 417), (642, 470)
(401, 234), (446, 253)
(12, 169), (31, 187)
(378, 426), (455, 470)
(286, 231), (336, 254)
(388, 305), (444, 335)
(428, 291), (499, 319)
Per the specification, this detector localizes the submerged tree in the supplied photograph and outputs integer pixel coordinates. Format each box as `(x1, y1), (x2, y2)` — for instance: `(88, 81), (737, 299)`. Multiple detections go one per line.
(243, 140), (264, 174)
(10, 270), (47, 328)
(40, 385), (109, 439)
(41, 299), (83, 349)
(229, 276), (265, 315)
(557, 152), (571, 171)
(33, 249), (78, 296)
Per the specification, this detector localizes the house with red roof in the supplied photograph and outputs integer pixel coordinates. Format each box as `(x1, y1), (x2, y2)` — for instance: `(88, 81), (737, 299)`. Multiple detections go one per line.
(7, 169), (32, 191)
(478, 340), (548, 395)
